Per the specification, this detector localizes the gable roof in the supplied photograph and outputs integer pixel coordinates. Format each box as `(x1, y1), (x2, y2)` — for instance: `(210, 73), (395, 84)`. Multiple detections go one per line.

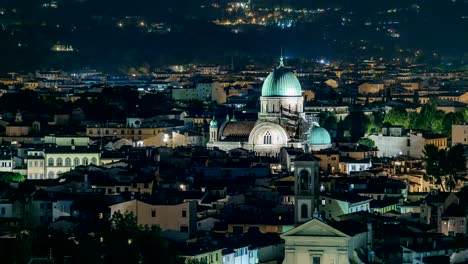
(293, 153), (320, 162)
(281, 218), (350, 238)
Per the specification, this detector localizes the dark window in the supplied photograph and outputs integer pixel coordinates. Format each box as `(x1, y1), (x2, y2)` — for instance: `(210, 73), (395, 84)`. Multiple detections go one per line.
(233, 226), (243, 234)
(407, 139), (411, 147)
(1, 207), (5, 215)
(182, 210), (187, 218)
(301, 204), (308, 219)
(180, 226), (188, 233)
(151, 210), (156, 217)
(313, 256), (320, 264)
(299, 170), (310, 190)
(263, 131), (272, 144)
(144, 183), (149, 188)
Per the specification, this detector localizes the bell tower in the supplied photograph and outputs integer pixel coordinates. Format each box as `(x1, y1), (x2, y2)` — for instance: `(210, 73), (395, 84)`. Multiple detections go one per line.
(293, 153), (320, 223)
(209, 116), (218, 142)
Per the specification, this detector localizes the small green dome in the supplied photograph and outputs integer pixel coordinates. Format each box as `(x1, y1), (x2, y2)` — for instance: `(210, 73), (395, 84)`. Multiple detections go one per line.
(261, 59), (302, 97)
(210, 117), (218, 127)
(308, 124), (331, 146)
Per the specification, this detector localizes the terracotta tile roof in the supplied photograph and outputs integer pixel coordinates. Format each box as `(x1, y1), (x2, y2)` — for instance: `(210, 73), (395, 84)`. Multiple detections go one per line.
(221, 121), (255, 138)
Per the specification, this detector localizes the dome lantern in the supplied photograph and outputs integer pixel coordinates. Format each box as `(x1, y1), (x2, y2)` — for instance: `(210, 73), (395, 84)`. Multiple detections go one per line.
(261, 58), (302, 97)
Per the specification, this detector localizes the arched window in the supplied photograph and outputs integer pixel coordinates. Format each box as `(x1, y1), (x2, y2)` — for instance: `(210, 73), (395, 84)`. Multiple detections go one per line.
(299, 170), (310, 190)
(65, 158), (71, 167)
(91, 157), (97, 165)
(263, 131), (272, 144)
(48, 171), (55, 179)
(74, 158), (80, 166)
(48, 158), (54, 167)
(56, 158), (63, 167)
(301, 204), (308, 219)
(82, 158), (88, 166)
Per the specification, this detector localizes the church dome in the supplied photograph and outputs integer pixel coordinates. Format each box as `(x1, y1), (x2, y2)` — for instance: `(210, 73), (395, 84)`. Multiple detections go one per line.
(308, 123), (331, 146)
(261, 58), (302, 97)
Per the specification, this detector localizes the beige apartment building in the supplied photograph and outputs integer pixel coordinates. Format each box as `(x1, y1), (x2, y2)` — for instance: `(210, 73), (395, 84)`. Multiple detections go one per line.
(358, 82), (385, 95)
(452, 124), (468, 145)
(109, 199), (197, 240)
(86, 126), (176, 143)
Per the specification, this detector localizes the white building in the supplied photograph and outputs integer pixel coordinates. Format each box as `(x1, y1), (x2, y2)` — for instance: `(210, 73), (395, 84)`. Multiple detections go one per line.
(369, 131), (447, 158)
(281, 218), (370, 264)
(319, 193), (372, 221)
(0, 155), (13, 172)
(26, 145), (100, 180)
(222, 245), (258, 264)
(207, 58), (332, 156)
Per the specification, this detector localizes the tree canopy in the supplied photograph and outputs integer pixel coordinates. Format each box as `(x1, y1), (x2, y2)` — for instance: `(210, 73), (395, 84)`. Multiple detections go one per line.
(423, 143), (467, 191)
(0, 172), (25, 183)
(383, 102), (467, 137)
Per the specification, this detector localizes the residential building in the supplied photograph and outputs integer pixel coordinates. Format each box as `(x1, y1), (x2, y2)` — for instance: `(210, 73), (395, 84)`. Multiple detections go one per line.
(109, 199), (197, 240)
(171, 82), (226, 103)
(180, 246), (223, 264)
(319, 193), (372, 220)
(28, 191), (73, 226)
(369, 131), (447, 158)
(440, 203), (467, 236)
(358, 82), (385, 94)
(314, 149), (339, 174)
(452, 124), (468, 145)
(0, 155), (13, 172)
(338, 157), (372, 174)
(222, 245), (258, 264)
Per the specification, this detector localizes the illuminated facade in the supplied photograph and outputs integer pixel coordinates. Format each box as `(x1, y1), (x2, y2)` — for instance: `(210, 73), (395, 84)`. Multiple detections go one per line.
(207, 58), (331, 156)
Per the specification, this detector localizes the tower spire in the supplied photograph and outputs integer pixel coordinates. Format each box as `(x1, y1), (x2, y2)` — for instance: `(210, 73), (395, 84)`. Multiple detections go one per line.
(279, 48), (284, 67)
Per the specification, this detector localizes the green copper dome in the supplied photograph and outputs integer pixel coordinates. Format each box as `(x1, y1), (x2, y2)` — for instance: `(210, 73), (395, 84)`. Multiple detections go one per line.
(261, 58), (302, 97)
(308, 124), (331, 146)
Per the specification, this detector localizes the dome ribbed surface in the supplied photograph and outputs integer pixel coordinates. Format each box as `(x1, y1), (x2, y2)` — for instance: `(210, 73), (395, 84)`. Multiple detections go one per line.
(261, 66), (302, 97)
(308, 126), (331, 145)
